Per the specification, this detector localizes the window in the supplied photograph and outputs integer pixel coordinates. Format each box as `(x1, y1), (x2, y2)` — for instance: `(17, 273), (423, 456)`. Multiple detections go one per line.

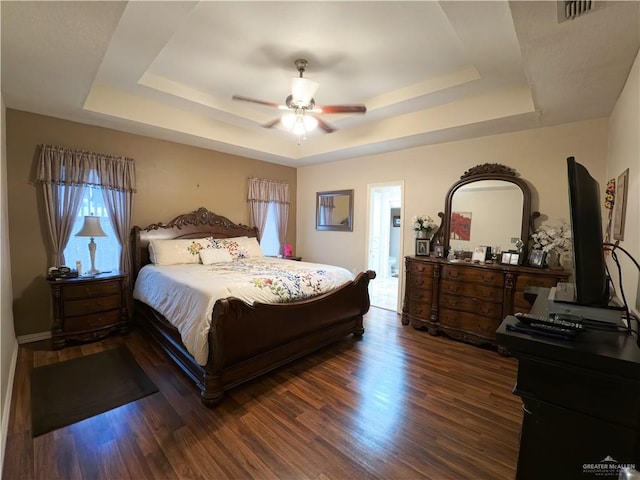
(260, 202), (280, 256)
(63, 186), (121, 273)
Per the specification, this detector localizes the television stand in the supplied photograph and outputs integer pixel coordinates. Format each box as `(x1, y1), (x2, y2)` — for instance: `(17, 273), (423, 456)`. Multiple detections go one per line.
(547, 285), (624, 325)
(496, 287), (640, 480)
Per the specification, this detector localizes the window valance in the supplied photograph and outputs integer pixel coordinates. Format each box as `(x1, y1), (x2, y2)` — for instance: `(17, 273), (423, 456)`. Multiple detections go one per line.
(247, 177), (289, 204)
(36, 144), (136, 192)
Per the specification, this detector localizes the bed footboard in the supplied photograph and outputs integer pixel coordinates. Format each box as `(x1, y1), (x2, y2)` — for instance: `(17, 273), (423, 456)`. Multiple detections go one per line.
(135, 270), (375, 406)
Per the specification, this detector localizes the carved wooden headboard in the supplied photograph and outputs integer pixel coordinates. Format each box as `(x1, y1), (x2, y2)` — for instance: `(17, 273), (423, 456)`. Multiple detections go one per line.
(131, 207), (258, 280)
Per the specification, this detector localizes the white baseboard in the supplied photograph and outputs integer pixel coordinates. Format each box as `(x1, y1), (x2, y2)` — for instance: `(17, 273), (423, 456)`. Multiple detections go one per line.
(17, 331), (51, 344)
(0, 339), (18, 475)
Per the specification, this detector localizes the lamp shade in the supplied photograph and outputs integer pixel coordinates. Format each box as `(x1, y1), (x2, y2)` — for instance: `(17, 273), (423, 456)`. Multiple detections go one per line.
(76, 216), (107, 237)
(290, 77), (319, 105)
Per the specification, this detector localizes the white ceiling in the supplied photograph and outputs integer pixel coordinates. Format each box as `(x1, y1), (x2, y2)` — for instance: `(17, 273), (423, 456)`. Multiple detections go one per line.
(2, 1), (639, 167)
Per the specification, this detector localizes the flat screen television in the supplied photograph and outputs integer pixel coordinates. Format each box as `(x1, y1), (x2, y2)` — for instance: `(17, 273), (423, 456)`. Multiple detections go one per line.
(563, 156), (610, 307)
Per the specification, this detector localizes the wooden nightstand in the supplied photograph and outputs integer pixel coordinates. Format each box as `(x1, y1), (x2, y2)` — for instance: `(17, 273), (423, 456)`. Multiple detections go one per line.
(48, 271), (129, 349)
(283, 256), (302, 261)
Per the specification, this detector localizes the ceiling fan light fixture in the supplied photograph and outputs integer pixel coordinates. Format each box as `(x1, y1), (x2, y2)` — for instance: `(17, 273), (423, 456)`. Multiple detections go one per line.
(282, 111), (317, 137)
(281, 112), (298, 129)
(303, 114), (318, 131)
(290, 77), (319, 105)
(292, 119), (307, 137)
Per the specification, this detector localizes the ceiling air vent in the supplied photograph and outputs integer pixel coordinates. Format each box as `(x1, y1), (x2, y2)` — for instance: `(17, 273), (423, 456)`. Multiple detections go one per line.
(558, 1), (600, 22)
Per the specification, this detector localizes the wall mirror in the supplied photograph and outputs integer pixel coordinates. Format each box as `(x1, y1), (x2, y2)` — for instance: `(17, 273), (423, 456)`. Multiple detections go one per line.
(316, 189), (354, 231)
(433, 164), (534, 257)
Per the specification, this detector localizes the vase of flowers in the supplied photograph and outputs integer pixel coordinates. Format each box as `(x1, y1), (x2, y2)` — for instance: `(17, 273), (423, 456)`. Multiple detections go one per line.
(531, 221), (572, 269)
(410, 214), (437, 239)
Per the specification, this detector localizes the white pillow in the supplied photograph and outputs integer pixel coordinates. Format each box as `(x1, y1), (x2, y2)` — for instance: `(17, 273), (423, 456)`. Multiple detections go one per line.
(238, 236), (264, 258)
(199, 248), (233, 265)
(148, 238), (212, 265)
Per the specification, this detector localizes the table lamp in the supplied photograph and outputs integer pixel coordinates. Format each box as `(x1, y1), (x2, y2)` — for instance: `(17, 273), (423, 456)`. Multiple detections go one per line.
(75, 215), (107, 274)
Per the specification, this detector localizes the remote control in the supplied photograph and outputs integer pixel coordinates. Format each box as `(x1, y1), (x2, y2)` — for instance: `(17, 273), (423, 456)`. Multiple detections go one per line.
(523, 321), (578, 337)
(506, 323), (576, 341)
(514, 312), (584, 331)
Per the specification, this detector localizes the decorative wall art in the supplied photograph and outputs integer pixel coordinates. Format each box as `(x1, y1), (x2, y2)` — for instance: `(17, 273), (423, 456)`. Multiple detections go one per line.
(613, 169), (628, 241)
(450, 211), (472, 241)
(603, 177), (615, 245)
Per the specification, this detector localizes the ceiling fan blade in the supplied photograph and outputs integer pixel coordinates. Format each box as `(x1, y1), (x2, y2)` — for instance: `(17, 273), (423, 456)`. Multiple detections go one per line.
(261, 118), (281, 129)
(315, 104), (367, 114)
(232, 95), (282, 109)
(314, 116), (336, 133)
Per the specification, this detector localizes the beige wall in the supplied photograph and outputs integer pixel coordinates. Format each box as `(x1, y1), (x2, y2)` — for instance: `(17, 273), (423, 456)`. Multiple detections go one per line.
(607, 50), (639, 314)
(297, 118), (609, 281)
(6, 109), (297, 337)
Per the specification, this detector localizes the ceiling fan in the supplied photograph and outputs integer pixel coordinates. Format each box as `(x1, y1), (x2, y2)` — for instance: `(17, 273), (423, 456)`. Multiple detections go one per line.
(232, 58), (366, 137)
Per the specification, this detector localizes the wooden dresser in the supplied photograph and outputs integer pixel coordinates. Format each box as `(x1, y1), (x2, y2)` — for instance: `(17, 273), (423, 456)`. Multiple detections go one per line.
(402, 256), (569, 348)
(48, 272), (129, 349)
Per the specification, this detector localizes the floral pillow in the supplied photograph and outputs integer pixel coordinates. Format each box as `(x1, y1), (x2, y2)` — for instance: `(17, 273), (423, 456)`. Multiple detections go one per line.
(149, 238), (212, 265)
(205, 236), (264, 260)
(207, 237), (245, 261)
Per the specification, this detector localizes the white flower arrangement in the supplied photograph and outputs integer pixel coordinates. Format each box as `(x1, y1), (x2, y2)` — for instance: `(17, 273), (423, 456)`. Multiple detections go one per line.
(409, 214), (437, 233)
(531, 221), (572, 254)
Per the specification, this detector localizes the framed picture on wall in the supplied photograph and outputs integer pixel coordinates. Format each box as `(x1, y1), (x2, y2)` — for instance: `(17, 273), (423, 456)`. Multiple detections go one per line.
(613, 168), (629, 240)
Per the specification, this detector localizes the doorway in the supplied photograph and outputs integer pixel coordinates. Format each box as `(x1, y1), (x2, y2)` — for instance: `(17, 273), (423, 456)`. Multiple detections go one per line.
(367, 182), (403, 312)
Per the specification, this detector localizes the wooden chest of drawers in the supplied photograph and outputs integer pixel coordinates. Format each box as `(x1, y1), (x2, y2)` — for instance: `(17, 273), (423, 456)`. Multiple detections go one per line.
(48, 272), (129, 349)
(402, 256), (569, 349)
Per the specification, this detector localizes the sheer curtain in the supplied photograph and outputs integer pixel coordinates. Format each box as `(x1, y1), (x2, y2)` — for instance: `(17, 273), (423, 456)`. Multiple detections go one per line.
(36, 144), (136, 271)
(247, 177), (290, 251)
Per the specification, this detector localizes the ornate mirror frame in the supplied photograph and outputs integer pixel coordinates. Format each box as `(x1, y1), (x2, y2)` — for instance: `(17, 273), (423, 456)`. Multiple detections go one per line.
(432, 164), (535, 257)
(316, 189), (354, 232)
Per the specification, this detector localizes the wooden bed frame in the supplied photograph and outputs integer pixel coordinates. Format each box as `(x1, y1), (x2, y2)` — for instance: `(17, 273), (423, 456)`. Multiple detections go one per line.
(131, 207), (376, 406)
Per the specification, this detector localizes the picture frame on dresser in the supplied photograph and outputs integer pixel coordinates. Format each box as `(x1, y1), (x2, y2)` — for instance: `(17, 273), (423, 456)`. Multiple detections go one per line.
(527, 249), (546, 268)
(416, 238), (430, 256)
(471, 246), (488, 262)
(501, 252), (512, 265)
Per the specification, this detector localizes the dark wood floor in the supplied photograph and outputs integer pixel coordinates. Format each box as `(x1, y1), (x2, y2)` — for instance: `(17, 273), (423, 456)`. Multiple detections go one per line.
(3, 308), (522, 480)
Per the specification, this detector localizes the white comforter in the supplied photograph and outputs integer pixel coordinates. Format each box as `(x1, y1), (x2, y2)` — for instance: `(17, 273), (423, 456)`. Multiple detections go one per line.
(133, 257), (354, 365)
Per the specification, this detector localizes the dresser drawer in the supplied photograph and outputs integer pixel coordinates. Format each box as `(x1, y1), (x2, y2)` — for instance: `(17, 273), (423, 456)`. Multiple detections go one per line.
(513, 296), (534, 313)
(407, 260), (434, 276)
(63, 309), (121, 333)
(64, 294), (122, 316)
(63, 280), (122, 299)
(407, 301), (432, 318)
(440, 293), (503, 318)
(408, 287), (432, 303)
(440, 280), (503, 303)
(441, 266), (504, 287)
(407, 274), (433, 290)
(516, 274), (562, 291)
(439, 308), (501, 338)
